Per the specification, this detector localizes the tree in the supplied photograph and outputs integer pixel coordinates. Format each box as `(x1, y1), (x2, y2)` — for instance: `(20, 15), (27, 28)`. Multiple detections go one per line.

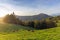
(28, 21), (34, 28)
(3, 12), (22, 25)
(3, 14), (10, 23)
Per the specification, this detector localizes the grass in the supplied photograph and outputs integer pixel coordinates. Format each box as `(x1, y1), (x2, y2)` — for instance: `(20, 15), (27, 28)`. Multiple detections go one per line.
(0, 22), (60, 40)
(0, 23), (34, 33)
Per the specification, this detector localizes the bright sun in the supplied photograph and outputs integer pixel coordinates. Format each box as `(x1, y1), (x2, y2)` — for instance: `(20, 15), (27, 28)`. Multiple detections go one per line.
(0, 13), (6, 17)
(0, 7), (11, 17)
(0, 10), (8, 17)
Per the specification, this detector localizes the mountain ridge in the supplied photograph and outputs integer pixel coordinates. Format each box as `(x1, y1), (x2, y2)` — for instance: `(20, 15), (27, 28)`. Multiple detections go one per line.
(16, 13), (52, 21)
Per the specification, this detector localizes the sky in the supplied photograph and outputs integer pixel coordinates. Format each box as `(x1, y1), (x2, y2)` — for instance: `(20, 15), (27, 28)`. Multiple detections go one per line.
(0, 0), (60, 17)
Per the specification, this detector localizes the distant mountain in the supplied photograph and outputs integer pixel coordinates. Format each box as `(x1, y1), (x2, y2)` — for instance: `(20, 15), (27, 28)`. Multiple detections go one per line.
(16, 13), (52, 21)
(51, 13), (60, 16)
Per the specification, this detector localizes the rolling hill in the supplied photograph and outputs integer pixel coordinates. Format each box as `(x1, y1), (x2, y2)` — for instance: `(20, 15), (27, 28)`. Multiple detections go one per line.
(16, 13), (52, 21)
(0, 13), (59, 40)
(0, 20), (59, 40)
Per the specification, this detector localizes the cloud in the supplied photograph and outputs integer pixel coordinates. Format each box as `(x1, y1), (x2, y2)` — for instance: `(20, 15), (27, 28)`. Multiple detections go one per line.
(0, 0), (60, 16)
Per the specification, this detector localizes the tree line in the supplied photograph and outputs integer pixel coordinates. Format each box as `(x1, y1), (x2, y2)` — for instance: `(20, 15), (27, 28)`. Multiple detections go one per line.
(3, 12), (57, 29)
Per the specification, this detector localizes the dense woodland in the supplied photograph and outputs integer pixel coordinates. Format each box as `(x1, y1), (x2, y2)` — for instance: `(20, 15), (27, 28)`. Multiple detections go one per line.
(3, 12), (57, 29)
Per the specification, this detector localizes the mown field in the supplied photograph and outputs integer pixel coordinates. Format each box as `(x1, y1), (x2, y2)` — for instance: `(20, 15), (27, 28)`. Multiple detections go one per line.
(0, 21), (60, 40)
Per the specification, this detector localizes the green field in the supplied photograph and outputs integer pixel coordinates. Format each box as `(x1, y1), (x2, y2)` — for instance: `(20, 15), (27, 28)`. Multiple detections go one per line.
(0, 22), (60, 40)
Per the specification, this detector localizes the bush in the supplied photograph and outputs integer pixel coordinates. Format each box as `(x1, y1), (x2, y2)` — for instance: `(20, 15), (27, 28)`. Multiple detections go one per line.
(27, 21), (34, 28)
(25, 19), (57, 29)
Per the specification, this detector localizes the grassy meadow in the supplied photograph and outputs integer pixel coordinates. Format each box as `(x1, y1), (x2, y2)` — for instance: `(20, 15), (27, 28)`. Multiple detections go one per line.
(0, 20), (59, 40)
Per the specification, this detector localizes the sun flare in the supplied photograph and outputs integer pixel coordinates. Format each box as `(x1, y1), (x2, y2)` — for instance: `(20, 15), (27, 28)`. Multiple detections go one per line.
(0, 10), (8, 17)
(0, 6), (12, 17)
(0, 13), (6, 17)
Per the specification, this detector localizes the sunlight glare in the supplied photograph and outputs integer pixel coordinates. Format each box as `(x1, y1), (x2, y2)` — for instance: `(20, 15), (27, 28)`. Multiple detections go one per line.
(0, 6), (11, 17)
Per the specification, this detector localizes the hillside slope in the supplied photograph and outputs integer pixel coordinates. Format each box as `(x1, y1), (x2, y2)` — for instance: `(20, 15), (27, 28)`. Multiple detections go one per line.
(0, 21), (59, 40)
(0, 23), (34, 33)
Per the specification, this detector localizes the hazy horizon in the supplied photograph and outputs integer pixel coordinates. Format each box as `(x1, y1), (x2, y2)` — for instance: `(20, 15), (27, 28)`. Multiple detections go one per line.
(0, 0), (60, 17)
